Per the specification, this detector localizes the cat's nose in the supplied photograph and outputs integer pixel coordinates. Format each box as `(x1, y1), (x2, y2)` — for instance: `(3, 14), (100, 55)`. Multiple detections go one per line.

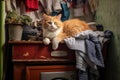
(48, 22), (52, 24)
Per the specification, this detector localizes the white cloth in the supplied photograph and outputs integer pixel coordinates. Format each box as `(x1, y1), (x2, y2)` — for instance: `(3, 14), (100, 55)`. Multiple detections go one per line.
(53, 0), (62, 12)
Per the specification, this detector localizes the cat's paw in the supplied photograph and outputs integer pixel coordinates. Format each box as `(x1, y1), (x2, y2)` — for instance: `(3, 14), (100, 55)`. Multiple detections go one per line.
(52, 38), (59, 50)
(43, 38), (51, 45)
(52, 43), (58, 50)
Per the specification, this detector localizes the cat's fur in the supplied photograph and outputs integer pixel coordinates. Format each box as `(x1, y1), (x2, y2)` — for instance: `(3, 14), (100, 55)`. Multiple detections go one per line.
(42, 14), (92, 50)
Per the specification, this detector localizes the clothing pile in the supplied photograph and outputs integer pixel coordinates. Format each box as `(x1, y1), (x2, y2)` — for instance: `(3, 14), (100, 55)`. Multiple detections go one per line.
(64, 30), (113, 80)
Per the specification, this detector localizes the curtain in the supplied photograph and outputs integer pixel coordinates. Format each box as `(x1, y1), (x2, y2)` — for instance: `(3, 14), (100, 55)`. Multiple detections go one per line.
(0, 0), (5, 80)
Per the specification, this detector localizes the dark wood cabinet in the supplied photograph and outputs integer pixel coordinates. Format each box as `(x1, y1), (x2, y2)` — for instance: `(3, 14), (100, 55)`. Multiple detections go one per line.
(8, 40), (109, 80)
(9, 41), (76, 80)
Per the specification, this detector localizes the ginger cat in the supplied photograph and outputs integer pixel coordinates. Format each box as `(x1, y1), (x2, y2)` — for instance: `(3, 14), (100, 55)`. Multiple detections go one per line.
(42, 14), (92, 50)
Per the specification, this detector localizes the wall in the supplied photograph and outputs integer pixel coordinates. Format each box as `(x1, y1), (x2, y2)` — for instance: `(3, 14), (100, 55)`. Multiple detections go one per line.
(96, 0), (120, 80)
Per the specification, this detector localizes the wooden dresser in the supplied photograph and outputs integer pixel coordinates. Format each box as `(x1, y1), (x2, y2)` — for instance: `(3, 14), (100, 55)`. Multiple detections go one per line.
(8, 41), (76, 80)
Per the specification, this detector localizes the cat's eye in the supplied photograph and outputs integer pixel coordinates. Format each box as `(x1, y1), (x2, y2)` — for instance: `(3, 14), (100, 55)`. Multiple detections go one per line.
(54, 22), (57, 24)
(48, 22), (52, 24)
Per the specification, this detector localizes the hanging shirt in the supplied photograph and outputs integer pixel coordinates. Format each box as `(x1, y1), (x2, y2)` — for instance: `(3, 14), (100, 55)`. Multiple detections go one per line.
(25, 0), (39, 12)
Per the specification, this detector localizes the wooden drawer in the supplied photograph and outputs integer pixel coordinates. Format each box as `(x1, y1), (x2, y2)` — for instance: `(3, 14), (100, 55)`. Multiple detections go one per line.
(12, 44), (50, 59)
(13, 44), (39, 59)
(12, 42), (75, 60)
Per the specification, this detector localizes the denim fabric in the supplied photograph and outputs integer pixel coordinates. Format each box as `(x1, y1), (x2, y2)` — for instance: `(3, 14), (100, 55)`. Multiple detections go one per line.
(78, 68), (99, 80)
(88, 68), (99, 80)
(64, 30), (112, 80)
(78, 70), (88, 80)
(85, 35), (104, 67)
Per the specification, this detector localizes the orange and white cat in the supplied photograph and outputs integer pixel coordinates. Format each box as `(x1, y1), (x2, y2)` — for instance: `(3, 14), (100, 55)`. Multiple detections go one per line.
(42, 14), (92, 50)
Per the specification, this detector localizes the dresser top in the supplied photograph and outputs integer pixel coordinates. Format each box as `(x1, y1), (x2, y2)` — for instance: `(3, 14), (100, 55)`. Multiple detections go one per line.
(8, 40), (65, 44)
(8, 41), (43, 44)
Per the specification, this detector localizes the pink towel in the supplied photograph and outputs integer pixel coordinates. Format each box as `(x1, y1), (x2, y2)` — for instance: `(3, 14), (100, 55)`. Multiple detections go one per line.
(25, 0), (38, 12)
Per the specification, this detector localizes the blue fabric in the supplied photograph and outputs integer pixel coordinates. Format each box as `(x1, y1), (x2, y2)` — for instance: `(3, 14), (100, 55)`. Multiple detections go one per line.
(85, 35), (104, 67)
(64, 30), (104, 68)
(88, 68), (99, 80)
(78, 68), (99, 80)
(52, 2), (70, 21)
(78, 70), (88, 80)
(104, 30), (113, 38)
(52, 12), (58, 16)
(60, 2), (70, 21)
(64, 30), (113, 80)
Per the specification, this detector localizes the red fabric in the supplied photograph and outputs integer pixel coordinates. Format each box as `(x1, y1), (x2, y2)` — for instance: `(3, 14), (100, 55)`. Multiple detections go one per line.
(25, 0), (38, 12)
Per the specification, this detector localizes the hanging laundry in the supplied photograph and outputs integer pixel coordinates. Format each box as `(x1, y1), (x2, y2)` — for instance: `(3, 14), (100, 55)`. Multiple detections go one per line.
(83, 0), (90, 15)
(52, 1), (70, 21)
(88, 0), (99, 15)
(53, 0), (62, 13)
(60, 1), (70, 21)
(5, 0), (17, 12)
(72, 0), (77, 8)
(45, 0), (62, 15)
(19, 0), (44, 22)
(73, 0), (84, 17)
(24, 0), (39, 12)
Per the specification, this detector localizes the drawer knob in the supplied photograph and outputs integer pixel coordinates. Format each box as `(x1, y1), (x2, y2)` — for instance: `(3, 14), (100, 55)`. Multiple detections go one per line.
(23, 52), (29, 57)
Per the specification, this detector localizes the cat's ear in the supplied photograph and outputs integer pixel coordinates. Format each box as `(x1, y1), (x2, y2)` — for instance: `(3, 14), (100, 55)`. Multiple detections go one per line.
(55, 14), (62, 20)
(43, 13), (48, 18)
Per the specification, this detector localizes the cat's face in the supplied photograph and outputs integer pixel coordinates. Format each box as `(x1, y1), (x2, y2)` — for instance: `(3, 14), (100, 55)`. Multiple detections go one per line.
(42, 14), (63, 32)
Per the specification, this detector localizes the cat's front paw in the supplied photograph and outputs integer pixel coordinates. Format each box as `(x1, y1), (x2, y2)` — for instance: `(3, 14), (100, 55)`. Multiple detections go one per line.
(52, 38), (59, 50)
(43, 38), (51, 45)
